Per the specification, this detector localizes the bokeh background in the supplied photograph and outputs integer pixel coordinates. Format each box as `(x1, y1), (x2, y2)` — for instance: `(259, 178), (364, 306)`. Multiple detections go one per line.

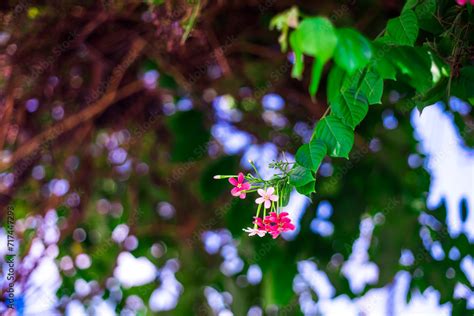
(0, 1), (473, 315)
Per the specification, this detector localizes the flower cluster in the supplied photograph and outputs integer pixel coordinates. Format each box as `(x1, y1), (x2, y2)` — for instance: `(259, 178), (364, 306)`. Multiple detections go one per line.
(214, 164), (296, 239)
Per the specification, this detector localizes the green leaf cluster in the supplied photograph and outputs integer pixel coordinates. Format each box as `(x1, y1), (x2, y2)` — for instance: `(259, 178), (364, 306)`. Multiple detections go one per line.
(280, 0), (460, 199)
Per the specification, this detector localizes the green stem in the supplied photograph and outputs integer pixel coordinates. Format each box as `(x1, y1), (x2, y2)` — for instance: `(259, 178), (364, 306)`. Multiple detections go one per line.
(254, 203), (262, 229)
(276, 185), (280, 214)
(181, 0), (201, 44)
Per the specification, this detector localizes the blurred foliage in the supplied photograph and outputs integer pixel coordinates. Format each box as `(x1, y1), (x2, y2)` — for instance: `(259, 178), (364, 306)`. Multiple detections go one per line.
(0, 0), (472, 315)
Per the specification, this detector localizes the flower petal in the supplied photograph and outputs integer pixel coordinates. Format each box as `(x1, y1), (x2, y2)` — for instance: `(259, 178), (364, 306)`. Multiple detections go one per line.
(231, 187), (241, 196)
(257, 189), (266, 196)
(286, 223), (295, 230)
(269, 195), (278, 201)
(239, 192), (246, 199)
(238, 172), (245, 183)
(229, 177), (238, 186)
(266, 187), (275, 195)
(264, 200), (271, 209)
(242, 183), (251, 190)
(255, 197), (265, 204)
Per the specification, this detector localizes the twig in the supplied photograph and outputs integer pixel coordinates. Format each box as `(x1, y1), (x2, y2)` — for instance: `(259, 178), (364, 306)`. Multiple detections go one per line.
(0, 80), (144, 172)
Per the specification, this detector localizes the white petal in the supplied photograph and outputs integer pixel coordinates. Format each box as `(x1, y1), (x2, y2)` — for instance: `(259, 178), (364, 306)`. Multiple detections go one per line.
(267, 187), (275, 195)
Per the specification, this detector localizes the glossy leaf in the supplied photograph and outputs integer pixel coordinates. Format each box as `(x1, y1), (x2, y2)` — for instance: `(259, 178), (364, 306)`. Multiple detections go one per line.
(341, 69), (384, 105)
(289, 164), (315, 187)
(309, 58), (325, 98)
(334, 28), (372, 74)
(309, 139), (327, 172)
(295, 180), (316, 195)
(290, 31), (304, 79)
(295, 140), (327, 171)
(383, 9), (419, 46)
(327, 66), (345, 104)
(314, 116), (354, 158)
(331, 88), (369, 129)
(294, 17), (338, 60)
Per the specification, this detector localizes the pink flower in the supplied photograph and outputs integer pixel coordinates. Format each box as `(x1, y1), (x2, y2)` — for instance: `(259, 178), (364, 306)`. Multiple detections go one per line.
(456, 0), (474, 5)
(243, 227), (266, 237)
(255, 187), (278, 209)
(255, 217), (266, 230)
(263, 212), (295, 239)
(229, 172), (251, 199)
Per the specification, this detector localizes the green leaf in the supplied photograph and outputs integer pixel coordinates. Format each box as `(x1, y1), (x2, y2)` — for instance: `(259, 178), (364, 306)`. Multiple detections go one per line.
(415, 0), (438, 31)
(383, 9), (419, 46)
(341, 68), (383, 105)
(451, 66), (474, 103)
(334, 28), (372, 74)
(372, 43), (397, 80)
(296, 140), (327, 171)
(331, 88), (369, 129)
(295, 180), (316, 196)
(327, 66), (345, 104)
(294, 17), (338, 60)
(289, 165), (315, 187)
(403, 0), (418, 11)
(314, 116), (354, 158)
(280, 182), (292, 207)
(295, 144), (312, 170)
(309, 139), (327, 171)
(360, 70), (384, 104)
(309, 58), (325, 98)
(290, 32), (304, 79)
(387, 46), (432, 93)
(417, 77), (448, 111)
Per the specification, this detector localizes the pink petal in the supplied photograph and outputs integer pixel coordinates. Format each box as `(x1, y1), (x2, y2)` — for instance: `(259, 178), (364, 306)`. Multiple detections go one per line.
(241, 183), (251, 190)
(269, 195), (278, 201)
(255, 197), (265, 204)
(456, 0), (467, 4)
(239, 192), (246, 199)
(229, 177), (238, 186)
(231, 187), (241, 196)
(280, 212), (289, 217)
(267, 187), (274, 195)
(269, 212), (277, 217)
(257, 189), (265, 196)
(237, 172), (244, 183)
(264, 200), (271, 209)
(287, 223), (295, 230)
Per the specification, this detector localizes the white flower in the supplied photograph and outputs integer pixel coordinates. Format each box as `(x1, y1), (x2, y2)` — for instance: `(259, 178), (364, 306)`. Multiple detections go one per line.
(255, 187), (278, 209)
(243, 227), (266, 237)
